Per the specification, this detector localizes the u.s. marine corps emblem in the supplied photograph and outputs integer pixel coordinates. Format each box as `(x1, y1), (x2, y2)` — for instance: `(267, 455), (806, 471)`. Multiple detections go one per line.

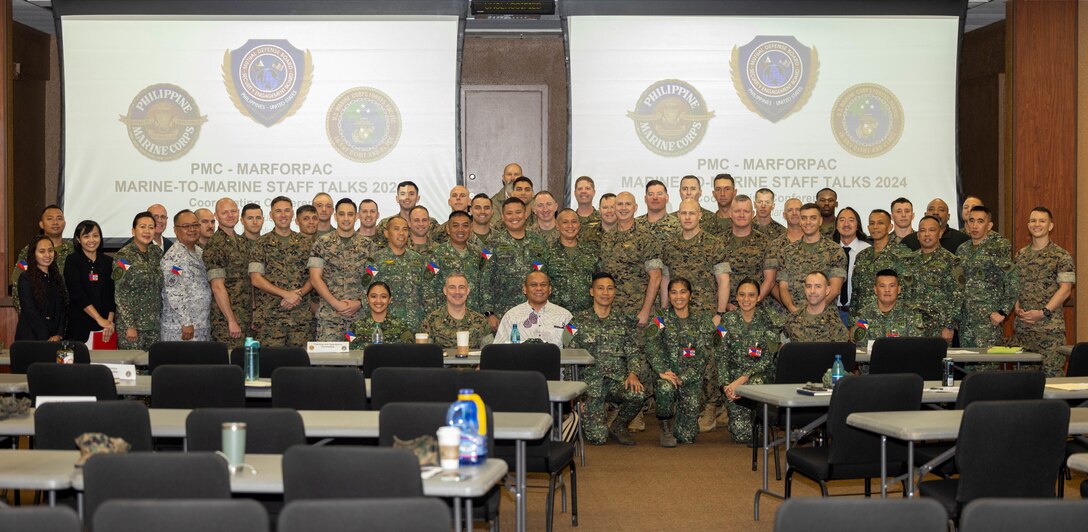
(626, 79), (714, 157)
(326, 87), (402, 163)
(830, 83), (904, 158)
(730, 36), (819, 123)
(223, 39), (312, 127)
(118, 83), (207, 161)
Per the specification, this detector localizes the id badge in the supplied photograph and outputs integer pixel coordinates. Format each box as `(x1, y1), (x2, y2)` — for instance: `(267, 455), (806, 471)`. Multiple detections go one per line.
(88, 272), (99, 282)
(681, 347), (696, 358)
(748, 346), (762, 358)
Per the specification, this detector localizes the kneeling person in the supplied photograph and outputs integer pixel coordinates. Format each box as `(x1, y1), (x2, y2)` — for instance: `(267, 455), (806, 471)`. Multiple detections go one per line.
(851, 269), (924, 343)
(421, 272), (490, 349)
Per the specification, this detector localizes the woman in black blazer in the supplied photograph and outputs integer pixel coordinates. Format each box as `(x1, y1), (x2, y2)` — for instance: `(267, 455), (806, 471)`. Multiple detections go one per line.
(64, 220), (116, 343)
(16, 235), (68, 341)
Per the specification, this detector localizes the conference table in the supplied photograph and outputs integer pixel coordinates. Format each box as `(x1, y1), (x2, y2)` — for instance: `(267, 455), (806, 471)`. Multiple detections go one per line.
(1067, 453), (1088, 474)
(853, 347), (1043, 369)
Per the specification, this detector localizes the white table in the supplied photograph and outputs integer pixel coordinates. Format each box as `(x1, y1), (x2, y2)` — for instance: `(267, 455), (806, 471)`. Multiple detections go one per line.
(0, 449), (79, 505)
(1067, 452), (1088, 474)
(854, 347), (1043, 368)
(0, 349), (146, 366)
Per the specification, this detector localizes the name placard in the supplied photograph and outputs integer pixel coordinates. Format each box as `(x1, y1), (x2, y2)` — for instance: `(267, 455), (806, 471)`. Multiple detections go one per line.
(96, 362), (138, 381)
(306, 342), (349, 353)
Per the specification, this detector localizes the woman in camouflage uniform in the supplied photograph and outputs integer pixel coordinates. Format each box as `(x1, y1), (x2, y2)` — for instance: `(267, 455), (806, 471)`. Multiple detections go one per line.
(113, 212), (164, 350)
(348, 281), (413, 350)
(718, 278), (783, 443)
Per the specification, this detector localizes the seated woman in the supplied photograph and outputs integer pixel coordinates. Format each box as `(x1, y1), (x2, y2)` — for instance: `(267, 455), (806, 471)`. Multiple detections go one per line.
(16, 235), (68, 341)
(348, 282), (413, 350)
(64, 220), (116, 344)
(718, 278), (784, 443)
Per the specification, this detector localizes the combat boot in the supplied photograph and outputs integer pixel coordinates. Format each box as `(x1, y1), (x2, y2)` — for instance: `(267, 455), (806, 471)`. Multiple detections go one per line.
(698, 404), (717, 433)
(659, 418), (678, 448)
(610, 422), (636, 446)
(628, 410), (646, 432)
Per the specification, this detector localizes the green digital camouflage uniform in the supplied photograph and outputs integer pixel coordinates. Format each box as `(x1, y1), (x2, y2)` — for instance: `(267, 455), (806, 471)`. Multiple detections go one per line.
(366, 246), (427, 329)
(850, 242), (915, 322)
(567, 308), (646, 444)
(112, 242), (164, 350)
(544, 239), (599, 314)
(784, 306), (850, 343)
(756, 220), (786, 241)
(420, 305), (490, 349)
(597, 224), (664, 316)
(956, 234), (1019, 348)
(374, 215), (440, 248)
(203, 229), (254, 348)
(645, 308), (720, 444)
(776, 238), (848, 309)
(422, 240), (485, 313)
(578, 224), (608, 253)
(528, 224), (560, 245)
(716, 306), (783, 442)
(479, 230), (549, 319)
(248, 231), (314, 347)
(1013, 242), (1075, 376)
(308, 232), (373, 341)
(907, 247), (965, 336)
(721, 229), (773, 306)
(850, 301), (926, 343)
(820, 222), (836, 240)
(347, 314), (414, 350)
(12, 239), (76, 313)
(661, 231), (729, 314)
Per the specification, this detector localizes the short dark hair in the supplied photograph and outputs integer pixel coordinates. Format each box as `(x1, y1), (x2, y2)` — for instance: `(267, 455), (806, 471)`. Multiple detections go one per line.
(876, 268), (899, 279)
(42, 204), (63, 216)
(575, 176), (595, 188)
(270, 196), (293, 208)
(512, 176), (534, 189)
(755, 187), (774, 199)
(132, 211), (154, 228)
(680, 175), (701, 186)
(366, 281), (391, 297)
(335, 198), (356, 211)
(591, 271), (615, 284)
(447, 210), (471, 222)
(397, 181), (419, 193)
(970, 205), (992, 218)
(870, 209), (892, 222)
(816, 188), (837, 199)
(471, 193), (490, 202)
(800, 202), (820, 212)
(72, 220), (103, 247)
(172, 209), (194, 224)
(1030, 206), (1053, 220)
(645, 180), (666, 193)
(599, 193), (616, 202)
(359, 199), (378, 208)
(296, 205), (317, 216)
(667, 276), (692, 292)
(409, 205), (429, 217)
(556, 207), (578, 219)
(736, 277), (760, 293)
(502, 197), (526, 210)
(890, 197), (912, 209)
(241, 203), (262, 217)
(713, 174), (735, 186)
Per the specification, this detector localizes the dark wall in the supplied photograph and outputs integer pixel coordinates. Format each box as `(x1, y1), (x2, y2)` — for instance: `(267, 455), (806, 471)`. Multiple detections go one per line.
(11, 22), (54, 258)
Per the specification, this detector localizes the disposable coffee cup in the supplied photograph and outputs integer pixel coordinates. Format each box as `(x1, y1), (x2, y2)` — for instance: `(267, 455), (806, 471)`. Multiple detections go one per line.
(221, 422), (246, 473)
(456, 331), (471, 357)
(436, 426), (462, 470)
(415, 333), (430, 344)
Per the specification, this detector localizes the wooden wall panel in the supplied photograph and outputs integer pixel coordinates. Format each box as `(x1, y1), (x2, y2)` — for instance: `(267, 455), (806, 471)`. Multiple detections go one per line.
(0, 1), (13, 345)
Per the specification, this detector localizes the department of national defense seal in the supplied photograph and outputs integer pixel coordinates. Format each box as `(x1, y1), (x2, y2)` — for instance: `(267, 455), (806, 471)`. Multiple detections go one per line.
(326, 87), (402, 163)
(830, 83), (904, 158)
(730, 36), (819, 123)
(223, 39), (313, 127)
(626, 79), (715, 157)
(118, 83), (208, 161)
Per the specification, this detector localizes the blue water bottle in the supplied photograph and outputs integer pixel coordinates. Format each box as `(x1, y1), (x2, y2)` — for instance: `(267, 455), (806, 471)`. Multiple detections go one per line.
(243, 337), (260, 382)
(510, 323), (521, 344)
(446, 389), (488, 465)
(831, 354), (845, 386)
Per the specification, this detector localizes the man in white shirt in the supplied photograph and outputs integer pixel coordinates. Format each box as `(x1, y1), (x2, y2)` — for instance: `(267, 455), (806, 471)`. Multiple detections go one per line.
(494, 271), (572, 348)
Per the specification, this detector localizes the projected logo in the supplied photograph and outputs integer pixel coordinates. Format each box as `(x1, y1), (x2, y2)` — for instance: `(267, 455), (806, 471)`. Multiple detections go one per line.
(223, 39), (313, 127)
(830, 83), (904, 158)
(626, 79), (715, 157)
(326, 87), (402, 163)
(118, 83), (208, 161)
(730, 36), (819, 123)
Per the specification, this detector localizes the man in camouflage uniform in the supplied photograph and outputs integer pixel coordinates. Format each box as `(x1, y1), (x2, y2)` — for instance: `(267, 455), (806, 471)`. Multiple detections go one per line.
(114, 212), (164, 350)
(529, 191), (560, 244)
(480, 198), (549, 329)
(367, 216), (427, 329)
(195, 208), (215, 247)
(784, 272), (850, 342)
(421, 272), (490, 349)
(1013, 207), (1075, 376)
(850, 269), (925, 343)
(406, 205), (439, 256)
(356, 199), (381, 240)
(241, 203), (264, 241)
(957, 206), (1019, 348)
(423, 210), (484, 312)
(376, 181), (439, 246)
(776, 203), (847, 314)
(160, 210), (211, 341)
(469, 194), (494, 244)
(573, 176), (600, 228)
(295, 205), (319, 237)
(850, 209), (914, 321)
(204, 198), (253, 348)
(661, 199), (730, 314)
(598, 192), (664, 327)
(309, 198), (373, 341)
(816, 188), (838, 239)
(674, 175), (719, 233)
(723, 195), (777, 304)
(545, 209), (598, 314)
(890, 197), (916, 245)
(754, 188), (785, 240)
(908, 215), (964, 340)
(491, 176), (537, 230)
(249, 197), (315, 347)
(580, 192), (616, 251)
(12, 205), (75, 312)
(433, 185), (471, 243)
(311, 192), (335, 237)
(566, 272), (646, 445)
(636, 180), (681, 246)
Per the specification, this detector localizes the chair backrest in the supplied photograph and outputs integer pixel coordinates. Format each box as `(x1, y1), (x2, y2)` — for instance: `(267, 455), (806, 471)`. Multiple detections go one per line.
(955, 370), (1045, 409)
(271, 367), (368, 410)
(279, 499), (450, 532)
(774, 342), (857, 383)
(83, 453), (232, 530)
(229, 346), (311, 378)
(282, 445), (423, 502)
(10, 341), (90, 374)
(479, 343), (561, 380)
(959, 498), (1088, 532)
(868, 337), (947, 380)
(27, 362), (118, 400)
(34, 400), (153, 451)
(150, 364), (245, 409)
(955, 400), (1070, 504)
(362, 343), (445, 378)
(1066, 342), (1088, 377)
(369, 367), (459, 410)
(826, 373), (923, 466)
(774, 498), (948, 532)
(458, 369), (550, 414)
(0, 507), (81, 532)
(185, 408), (306, 454)
(379, 402), (495, 451)
(147, 341), (229, 372)
(93, 500), (269, 532)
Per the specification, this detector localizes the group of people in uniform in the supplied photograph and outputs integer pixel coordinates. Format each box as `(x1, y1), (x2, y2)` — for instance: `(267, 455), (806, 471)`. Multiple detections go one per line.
(10, 164), (1076, 448)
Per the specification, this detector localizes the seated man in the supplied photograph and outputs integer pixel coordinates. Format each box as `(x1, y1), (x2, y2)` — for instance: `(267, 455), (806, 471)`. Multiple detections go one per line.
(851, 269), (925, 343)
(420, 272), (491, 349)
(784, 271), (849, 343)
(494, 271), (571, 348)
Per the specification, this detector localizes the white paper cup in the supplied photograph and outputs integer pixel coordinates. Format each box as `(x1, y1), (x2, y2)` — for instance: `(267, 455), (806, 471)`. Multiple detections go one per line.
(415, 333), (430, 344)
(436, 426), (462, 470)
(456, 331), (471, 355)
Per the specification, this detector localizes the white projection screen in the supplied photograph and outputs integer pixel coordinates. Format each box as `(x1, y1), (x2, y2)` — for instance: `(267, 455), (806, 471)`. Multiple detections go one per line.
(60, 15), (458, 239)
(569, 15), (960, 226)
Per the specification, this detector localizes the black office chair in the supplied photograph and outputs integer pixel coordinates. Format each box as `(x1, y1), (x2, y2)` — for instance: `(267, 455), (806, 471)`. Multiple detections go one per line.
(282, 446), (423, 502)
(784, 373), (923, 498)
(370, 367), (460, 410)
(150, 364), (245, 409)
(918, 400), (1069, 521)
(229, 345), (310, 378)
(82, 453), (232, 531)
(1066, 342), (1088, 377)
(93, 500), (269, 532)
(271, 367), (368, 410)
(279, 499), (451, 532)
(868, 337), (947, 380)
(774, 498), (948, 532)
(461, 369), (577, 531)
(147, 341), (229, 372)
(26, 362), (118, 400)
(958, 498), (1088, 531)
(9, 340), (90, 374)
(0, 506), (81, 532)
(185, 408), (305, 453)
(362, 343), (444, 378)
(34, 401), (153, 451)
(480, 343), (561, 380)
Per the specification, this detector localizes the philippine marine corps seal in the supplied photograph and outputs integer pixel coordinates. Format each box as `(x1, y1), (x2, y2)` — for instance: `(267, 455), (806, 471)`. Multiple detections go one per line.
(731, 36), (819, 123)
(831, 83), (904, 158)
(626, 79), (714, 157)
(326, 87), (402, 163)
(118, 83), (207, 161)
(223, 39), (312, 127)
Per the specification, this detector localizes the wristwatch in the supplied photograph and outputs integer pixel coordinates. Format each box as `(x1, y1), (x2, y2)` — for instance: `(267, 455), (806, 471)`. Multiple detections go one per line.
(997, 308), (1009, 318)
(1042, 308), (1053, 320)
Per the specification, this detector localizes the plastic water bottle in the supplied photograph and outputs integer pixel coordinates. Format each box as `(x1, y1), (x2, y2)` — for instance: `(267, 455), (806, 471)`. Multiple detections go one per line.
(446, 389), (488, 465)
(831, 354), (845, 386)
(243, 337), (260, 382)
(510, 323), (521, 344)
(372, 323), (383, 345)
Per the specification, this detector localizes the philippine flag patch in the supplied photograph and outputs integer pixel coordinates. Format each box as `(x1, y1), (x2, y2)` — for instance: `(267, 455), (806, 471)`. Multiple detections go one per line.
(855, 319), (869, 330)
(344, 330), (357, 342)
(653, 316), (665, 329)
(16, 260), (27, 271)
(480, 249), (493, 260)
(427, 261), (440, 274)
(170, 266), (183, 275)
(365, 265), (378, 277)
(716, 325), (727, 337)
(565, 322), (578, 335)
(115, 258), (131, 271)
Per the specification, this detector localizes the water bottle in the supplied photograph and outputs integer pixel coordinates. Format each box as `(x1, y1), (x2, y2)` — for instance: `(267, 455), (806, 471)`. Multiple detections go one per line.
(446, 389), (489, 465)
(830, 354), (845, 386)
(243, 337), (260, 382)
(510, 323), (521, 344)
(372, 323), (383, 345)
